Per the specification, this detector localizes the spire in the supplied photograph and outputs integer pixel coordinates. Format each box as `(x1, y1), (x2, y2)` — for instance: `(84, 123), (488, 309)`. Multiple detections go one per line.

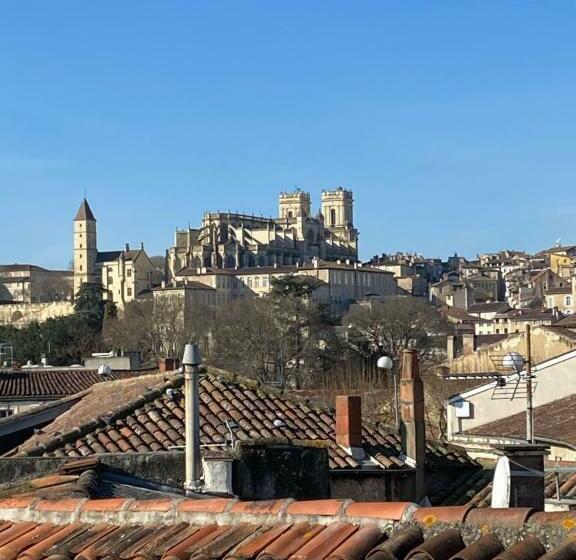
(74, 199), (96, 222)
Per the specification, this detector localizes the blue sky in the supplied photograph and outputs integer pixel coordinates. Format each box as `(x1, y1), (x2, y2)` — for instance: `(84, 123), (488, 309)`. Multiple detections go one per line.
(0, 1), (574, 268)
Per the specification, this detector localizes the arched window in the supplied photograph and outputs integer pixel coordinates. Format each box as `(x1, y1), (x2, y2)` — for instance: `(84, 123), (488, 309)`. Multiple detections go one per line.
(287, 211), (294, 219)
(330, 208), (337, 226)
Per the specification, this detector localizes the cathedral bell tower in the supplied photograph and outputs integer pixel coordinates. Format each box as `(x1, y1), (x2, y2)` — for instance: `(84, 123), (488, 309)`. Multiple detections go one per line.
(73, 199), (98, 297)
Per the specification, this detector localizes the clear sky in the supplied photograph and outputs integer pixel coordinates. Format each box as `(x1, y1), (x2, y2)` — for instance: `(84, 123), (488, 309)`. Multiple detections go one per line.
(1, 1), (574, 269)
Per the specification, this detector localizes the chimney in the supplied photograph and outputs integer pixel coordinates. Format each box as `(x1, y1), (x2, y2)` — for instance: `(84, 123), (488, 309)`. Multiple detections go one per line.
(447, 335), (456, 362)
(125, 243), (130, 252)
(140, 242), (144, 250)
(400, 350), (426, 501)
(335, 396), (363, 456)
(158, 357), (179, 372)
(462, 332), (476, 356)
(492, 445), (549, 510)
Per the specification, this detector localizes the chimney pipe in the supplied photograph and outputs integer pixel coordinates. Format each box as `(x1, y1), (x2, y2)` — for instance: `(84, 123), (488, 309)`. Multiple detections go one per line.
(335, 395), (363, 451)
(400, 350), (426, 502)
(125, 243), (130, 252)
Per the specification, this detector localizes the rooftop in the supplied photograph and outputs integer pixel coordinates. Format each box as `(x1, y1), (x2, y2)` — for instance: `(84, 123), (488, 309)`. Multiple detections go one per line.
(74, 199), (96, 222)
(467, 302), (511, 314)
(463, 394), (576, 448)
(0, 497), (573, 559)
(13, 369), (474, 473)
(0, 369), (140, 401)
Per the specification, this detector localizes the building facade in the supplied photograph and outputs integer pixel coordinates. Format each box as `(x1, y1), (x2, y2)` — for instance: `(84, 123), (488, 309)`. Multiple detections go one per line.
(168, 259), (396, 314)
(166, 188), (358, 282)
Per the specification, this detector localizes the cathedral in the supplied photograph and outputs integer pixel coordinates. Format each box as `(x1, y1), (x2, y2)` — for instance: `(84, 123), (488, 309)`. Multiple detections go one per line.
(167, 188), (359, 281)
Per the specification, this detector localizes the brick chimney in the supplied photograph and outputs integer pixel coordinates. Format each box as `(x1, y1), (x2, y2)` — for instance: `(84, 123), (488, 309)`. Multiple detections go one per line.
(158, 357), (180, 372)
(399, 350), (426, 501)
(335, 396), (363, 452)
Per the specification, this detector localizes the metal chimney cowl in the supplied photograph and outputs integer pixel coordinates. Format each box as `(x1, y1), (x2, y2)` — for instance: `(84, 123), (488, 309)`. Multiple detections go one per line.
(183, 344), (202, 367)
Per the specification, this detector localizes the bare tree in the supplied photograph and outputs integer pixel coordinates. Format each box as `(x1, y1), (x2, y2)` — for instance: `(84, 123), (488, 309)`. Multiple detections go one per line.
(343, 296), (448, 369)
(104, 296), (212, 363)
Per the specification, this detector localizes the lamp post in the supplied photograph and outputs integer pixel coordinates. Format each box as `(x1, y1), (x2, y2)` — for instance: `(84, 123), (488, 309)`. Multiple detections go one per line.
(377, 356), (398, 428)
(183, 343), (203, 492)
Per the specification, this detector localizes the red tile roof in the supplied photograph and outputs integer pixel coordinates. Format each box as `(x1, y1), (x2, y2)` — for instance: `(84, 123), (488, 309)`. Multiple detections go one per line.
(16, 370), (475, 472)
(463, 394), (576, 447)
(429, 467), (576, 508)
(0, 498), (573, 559)
(0, 370), (140, 400)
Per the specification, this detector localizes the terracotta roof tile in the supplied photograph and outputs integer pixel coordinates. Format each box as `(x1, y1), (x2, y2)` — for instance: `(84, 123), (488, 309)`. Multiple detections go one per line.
(464, 394), (576, 447)
(0, 499), (572, 560)
(0, 369), (140, 399)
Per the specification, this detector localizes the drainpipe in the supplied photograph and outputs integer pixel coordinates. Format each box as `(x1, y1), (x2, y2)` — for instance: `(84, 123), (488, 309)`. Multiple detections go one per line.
(183, 343), (203, 493)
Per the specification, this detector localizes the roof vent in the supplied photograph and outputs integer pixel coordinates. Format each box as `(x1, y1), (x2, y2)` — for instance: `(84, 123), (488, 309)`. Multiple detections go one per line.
(98, 364), (113, 377)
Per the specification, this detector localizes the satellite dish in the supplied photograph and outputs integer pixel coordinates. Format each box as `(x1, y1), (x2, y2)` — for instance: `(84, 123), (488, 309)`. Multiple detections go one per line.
(491, 455), (511, 509)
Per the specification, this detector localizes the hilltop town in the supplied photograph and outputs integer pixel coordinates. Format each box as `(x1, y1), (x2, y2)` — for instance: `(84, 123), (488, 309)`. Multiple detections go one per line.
(1, 0), (575, 555)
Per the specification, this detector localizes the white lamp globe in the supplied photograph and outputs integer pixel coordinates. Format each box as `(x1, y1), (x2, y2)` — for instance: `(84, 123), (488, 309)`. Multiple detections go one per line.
(377, 356), (394, 370)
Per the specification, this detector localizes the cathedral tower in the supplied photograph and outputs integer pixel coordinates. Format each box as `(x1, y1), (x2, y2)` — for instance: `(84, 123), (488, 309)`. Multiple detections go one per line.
(321, 187), (354, 228)
(279, 189), (311, 219)
(73, 199), (98, 297)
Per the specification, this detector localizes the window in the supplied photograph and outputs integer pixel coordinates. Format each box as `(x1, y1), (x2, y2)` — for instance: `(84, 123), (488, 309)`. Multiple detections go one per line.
(330, 208), (337, 226)
(127, 288), (132, 297)
(255, 277), (260, 288)
(127, 269), (132, 277)
(0, 408), (14, 418)
(566, 296), (572, 306)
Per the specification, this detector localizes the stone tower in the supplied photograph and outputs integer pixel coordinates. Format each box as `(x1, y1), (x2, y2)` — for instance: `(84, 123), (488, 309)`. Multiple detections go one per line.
(321, 187), (354, 228)
(278, 189), (311, 220)
(73, 199), (98, 297)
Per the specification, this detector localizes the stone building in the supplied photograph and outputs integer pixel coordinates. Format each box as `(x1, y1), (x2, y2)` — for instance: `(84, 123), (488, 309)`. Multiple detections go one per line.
(0, 266), (74, 326)
(170, 259), (396, 314)
(0, 265), (72, 304)
(73, 199), (161, 309)
(166, 188), (358, 282)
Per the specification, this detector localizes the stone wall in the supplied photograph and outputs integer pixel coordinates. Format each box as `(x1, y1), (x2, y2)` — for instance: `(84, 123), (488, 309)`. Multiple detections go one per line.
(232, 441), (330, 501)
(0, 301), (74, 327)
(447, 327), (576, 374)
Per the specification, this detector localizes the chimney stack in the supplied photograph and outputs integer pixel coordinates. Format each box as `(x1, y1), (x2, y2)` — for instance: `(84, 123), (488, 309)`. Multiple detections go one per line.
(335, 396), (363, 452)
(462, 332), (476, 356)
(447, 335), (456, 362)
(400, 350), (426, 501)
(492, 445), (549, 510)
(125, 242), (130, 252)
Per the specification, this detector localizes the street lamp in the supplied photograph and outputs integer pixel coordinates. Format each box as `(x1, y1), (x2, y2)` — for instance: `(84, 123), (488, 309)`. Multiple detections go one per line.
(183, 343), (203, 493)
(377, 356), (398, 428)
